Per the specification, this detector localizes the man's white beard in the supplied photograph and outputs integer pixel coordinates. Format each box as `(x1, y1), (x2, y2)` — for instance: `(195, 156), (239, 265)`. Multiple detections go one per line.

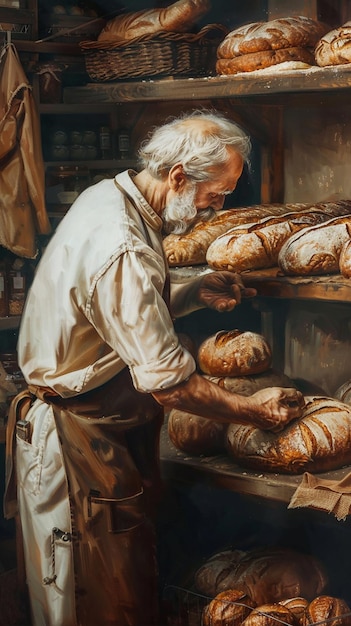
(162, 185), (198, 234)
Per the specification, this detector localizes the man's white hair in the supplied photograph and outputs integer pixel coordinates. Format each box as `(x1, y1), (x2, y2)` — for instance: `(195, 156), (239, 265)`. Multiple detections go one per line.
(138, 109), (251, 182)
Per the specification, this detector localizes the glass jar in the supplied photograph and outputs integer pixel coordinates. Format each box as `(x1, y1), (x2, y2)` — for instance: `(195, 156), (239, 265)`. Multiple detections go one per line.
(46, 166), (91, 206)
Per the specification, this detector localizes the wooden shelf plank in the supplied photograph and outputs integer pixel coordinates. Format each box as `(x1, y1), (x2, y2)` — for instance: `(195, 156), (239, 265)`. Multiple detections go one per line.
(63, 66), (351, 105)
(160, 423), (351, 506)
(0, 316), (21, 331)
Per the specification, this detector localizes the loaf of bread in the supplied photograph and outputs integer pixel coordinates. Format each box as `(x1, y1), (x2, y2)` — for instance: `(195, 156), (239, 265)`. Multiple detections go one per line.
(198, 330), (272, 377)
(206, 210), (332, 272)
(303, 596), (351, 626)
(97, 0), (210, 42)
(163, 201), (351, 267)
(194, 549), (247, 597)
(226, 396), (351, 474)
(203, 589), (256, 626)
(278, 215), (351, 276)
(217, 47), (314, 75)
(315, 22), (351, 67)
(279, 597), (309, 625)
(242, 603), (296, 626)
(167, 408), (226, 455)
(334, 379), (351, 405)
(339, 238), (351, 277)
(205, 369), (296, 396)
(195, 547), (328, 605)
(216, 16), (329, 75)
(217, 16), (329, 58)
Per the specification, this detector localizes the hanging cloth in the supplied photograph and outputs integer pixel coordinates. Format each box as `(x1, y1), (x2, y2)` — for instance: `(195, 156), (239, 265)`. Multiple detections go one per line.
(0, 42), (51, 258)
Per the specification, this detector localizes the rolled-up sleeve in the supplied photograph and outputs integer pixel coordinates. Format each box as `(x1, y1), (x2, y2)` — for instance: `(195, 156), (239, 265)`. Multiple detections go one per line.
(88, 248), (196, 393)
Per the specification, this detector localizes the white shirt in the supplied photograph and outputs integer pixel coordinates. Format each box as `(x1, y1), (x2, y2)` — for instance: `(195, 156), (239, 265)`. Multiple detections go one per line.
(18, 170), (199, 397)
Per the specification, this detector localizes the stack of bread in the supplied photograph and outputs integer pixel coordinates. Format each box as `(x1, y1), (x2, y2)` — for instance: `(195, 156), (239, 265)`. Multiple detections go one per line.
(216, 15), (329, 75)
(168, 328), (351, 474)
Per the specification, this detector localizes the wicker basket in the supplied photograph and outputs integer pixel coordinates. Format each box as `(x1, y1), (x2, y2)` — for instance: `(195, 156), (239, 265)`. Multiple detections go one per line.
(79, 24), (228, 82)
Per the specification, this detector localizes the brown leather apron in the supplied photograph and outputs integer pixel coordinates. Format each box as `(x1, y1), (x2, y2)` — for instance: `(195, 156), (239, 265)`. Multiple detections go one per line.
(6, 368), (164, 626)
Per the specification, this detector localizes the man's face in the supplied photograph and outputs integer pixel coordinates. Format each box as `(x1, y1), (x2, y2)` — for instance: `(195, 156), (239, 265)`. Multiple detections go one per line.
(194, 149), (244, 211)
(163, 182), (198, 234)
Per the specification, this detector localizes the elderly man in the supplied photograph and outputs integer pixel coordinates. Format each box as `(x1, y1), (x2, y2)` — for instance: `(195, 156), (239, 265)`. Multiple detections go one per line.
(5, 109), (304, 626)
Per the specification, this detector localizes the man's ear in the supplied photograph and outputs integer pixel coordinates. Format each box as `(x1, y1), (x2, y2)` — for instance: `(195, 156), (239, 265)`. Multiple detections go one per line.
(168, 163), (186, 192)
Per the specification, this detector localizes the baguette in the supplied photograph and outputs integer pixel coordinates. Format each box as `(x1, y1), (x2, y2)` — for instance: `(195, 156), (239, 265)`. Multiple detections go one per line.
(278, 215), (351, 275)
(226, 396), (351, 474)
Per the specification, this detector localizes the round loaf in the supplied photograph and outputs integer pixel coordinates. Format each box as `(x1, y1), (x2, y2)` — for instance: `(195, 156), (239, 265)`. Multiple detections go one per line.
(226, 396), (351, 474)
(339, 238), (351, 278)
(242, 604), (295, 626)
(217, 16), (329, 58)
(205, 369), (296, 396)
(279, 597), (309, 625)
(194, 549), (247, 596)
(303, 596), (351, 626)
(203, 589), (255, 626)
(198, 330), (272, 377)
(315, 22), (351, 67)
(216, 46), (314, 74)
(334, 379), (351, 405)
(167, 409), (226, 455)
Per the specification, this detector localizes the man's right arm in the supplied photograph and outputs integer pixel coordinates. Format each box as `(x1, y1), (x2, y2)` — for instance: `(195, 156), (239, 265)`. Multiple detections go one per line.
(152, 371), (305, 432)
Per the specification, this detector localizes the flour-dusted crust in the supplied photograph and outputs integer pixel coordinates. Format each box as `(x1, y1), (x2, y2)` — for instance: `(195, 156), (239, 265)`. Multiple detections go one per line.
(197, 330), (272, 377)
(98, 0), (210, 41)
(205, 369), (296, 396)
(226, 395), (351, 473)
(278, 215), (351, 276)
(217, 16), (329, 59)
(339, 238), (351, 277)
(315, 21), (351, 67)
(167, 408), (226, 455)
(216, 47), (314, 75)
(163, 201), (351, 267)
(206, 210), (331, 272)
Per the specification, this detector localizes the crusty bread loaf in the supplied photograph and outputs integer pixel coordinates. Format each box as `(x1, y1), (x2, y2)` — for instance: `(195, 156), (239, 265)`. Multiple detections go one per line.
(167, 408), (226, 455)
(339, 238), (351, 277)
(216, 47), (314, 75)
(279, 597), (309, 625)
(203, 589), (255, 626)
(315, 22), (351, 67)
(194, 549), (247, 597)
(198, 330), (272, 377)
(226, 396), (351, 474)
(162, 201), (351, 267)
(205, 369), (296, 396)
(217, 16), (329, 59)
(206, 210), (332, 272)
(302, 596), (351, 626)
(195, 547), (328, 605)
(242, 603), (296, 626)
(334, 379), (351, 405)
(278, 215), (351, 275)
(97, 0), (210, 41)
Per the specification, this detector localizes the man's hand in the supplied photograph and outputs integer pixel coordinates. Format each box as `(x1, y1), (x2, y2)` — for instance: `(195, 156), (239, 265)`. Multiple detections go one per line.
(197, 270), (257, 312)
(246, 387), (305, 432)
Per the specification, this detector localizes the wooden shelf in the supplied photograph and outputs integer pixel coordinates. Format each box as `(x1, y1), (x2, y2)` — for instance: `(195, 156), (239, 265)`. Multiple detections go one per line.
(160, 423), (351, 506)
(63, 65), (351, 105)
(170, 266), (351, 304)
(0, 317), (21, 331)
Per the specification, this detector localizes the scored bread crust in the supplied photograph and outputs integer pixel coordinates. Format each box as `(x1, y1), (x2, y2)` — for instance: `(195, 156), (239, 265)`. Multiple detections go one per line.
(217, 16), (329, 59)
(278, 214), (351, 276)
(197, 330), (272, 377)
(162, 201), (351, 267)
(216, 46), (314, 75)
(226, 396), (351, 474)
(206, 210), (331, 272)
(315, 22), (351, 67)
